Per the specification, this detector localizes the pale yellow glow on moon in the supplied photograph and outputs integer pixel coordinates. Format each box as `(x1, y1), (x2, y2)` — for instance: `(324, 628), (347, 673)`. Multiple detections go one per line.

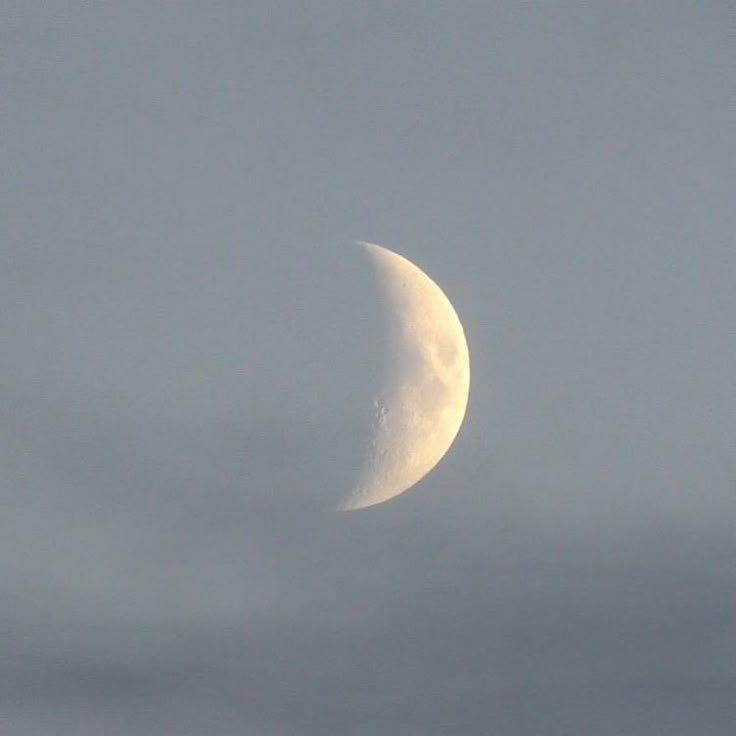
(338, 242), (470, 511)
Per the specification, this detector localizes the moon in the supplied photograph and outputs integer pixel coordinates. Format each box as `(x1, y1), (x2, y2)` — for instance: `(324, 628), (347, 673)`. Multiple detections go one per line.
(337, 242), (470, 511)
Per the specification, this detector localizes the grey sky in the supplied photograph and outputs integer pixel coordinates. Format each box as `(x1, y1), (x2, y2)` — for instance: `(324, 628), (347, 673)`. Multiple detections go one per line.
(2, 2), (735, 733)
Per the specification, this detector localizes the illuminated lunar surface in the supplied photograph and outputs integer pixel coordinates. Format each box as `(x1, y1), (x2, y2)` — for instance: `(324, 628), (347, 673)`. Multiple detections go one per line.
(337, 242), (470, 511)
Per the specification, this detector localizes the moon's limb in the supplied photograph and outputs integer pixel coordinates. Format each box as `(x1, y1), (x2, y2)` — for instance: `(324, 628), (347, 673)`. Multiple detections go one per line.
(337, 242), (470, 511)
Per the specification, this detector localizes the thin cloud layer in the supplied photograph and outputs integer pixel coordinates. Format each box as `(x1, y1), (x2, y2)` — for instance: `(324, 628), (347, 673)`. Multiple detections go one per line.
(2, 1), (735, 734)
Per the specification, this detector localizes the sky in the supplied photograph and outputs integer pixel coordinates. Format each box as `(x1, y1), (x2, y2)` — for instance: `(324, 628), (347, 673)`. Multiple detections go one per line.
(2, 2), (735, 733)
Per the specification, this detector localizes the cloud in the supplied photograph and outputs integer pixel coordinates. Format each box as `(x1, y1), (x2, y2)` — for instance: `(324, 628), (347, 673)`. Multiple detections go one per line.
(3, 1), (735, 733)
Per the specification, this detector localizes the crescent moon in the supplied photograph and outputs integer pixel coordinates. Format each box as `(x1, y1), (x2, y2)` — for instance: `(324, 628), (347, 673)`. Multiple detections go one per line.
(338, 242), (470, 511)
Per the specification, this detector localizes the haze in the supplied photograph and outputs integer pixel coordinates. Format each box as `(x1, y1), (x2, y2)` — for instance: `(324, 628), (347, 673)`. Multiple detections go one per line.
(2, 2), (734, 734)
